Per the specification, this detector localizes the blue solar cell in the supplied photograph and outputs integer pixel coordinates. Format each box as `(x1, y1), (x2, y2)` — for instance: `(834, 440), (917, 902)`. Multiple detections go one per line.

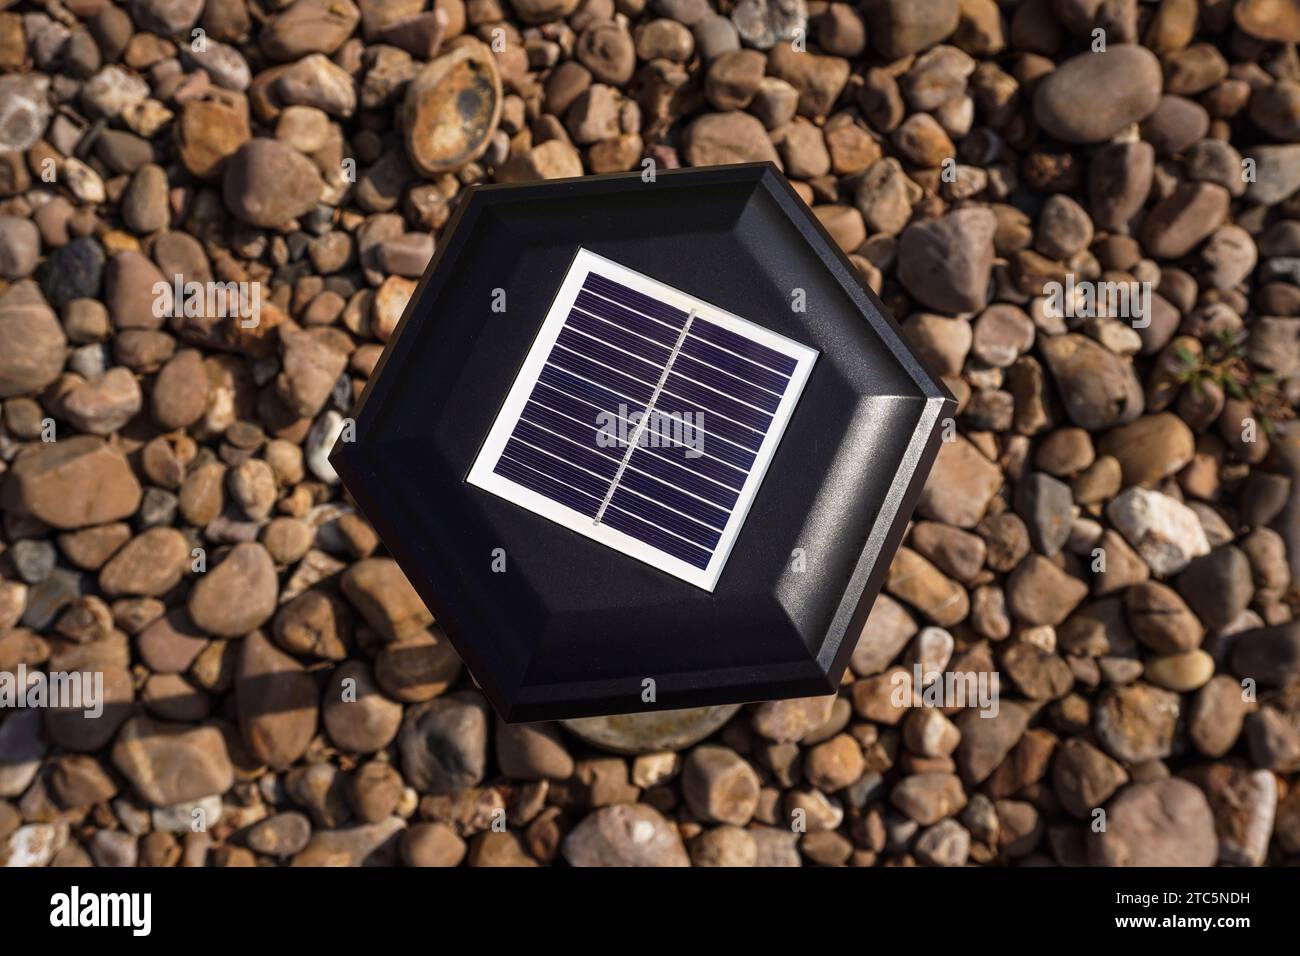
(537, 365), (646, 418)
(650, 390), (764, 452)
(495, 452), (602, 517)
(547, 347), (656, 404)
(689, 317), (798, 375)
(555, 327), (662, 386)
(609, 487), (722, 550)
(471, 253), (816, 590)
(616, 465), (731, 530)
(509, 422), (617, 482)
(678, 336), (791, 393)
(672, 352), (783, 413)
(566, 307), (673, 366)
(623, 446), (741, 505)
(517, 403), (621, 465)
(600, 505), (712, 569)
(574, 291), (681, 347)
(663, 373), (774, 432)
(584, 273), (689, 328)
(629, 434), (754, 489)
(529, 384), (635, 435)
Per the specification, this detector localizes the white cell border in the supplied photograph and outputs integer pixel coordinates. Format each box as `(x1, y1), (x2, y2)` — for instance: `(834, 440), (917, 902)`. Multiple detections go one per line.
(466, 248), (818, 592)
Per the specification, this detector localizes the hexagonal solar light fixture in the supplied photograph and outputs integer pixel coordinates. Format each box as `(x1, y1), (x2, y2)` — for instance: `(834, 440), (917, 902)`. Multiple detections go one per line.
(332, 163), (954, 722)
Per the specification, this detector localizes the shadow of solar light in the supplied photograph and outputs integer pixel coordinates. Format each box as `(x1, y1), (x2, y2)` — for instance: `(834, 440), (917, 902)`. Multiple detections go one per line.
(330, 162), (955, 723)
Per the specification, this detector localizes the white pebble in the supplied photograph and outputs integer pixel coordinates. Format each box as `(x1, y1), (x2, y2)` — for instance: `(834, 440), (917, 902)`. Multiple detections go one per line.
(2, 823), (64, 867)
(62, 158), (106, 203)
(1106, 487), (1211, 576)
(306, 409), (346, 484)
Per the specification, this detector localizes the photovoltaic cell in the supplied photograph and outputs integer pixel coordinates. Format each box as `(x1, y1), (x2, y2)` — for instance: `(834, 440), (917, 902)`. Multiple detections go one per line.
(466, 249), (817, 591)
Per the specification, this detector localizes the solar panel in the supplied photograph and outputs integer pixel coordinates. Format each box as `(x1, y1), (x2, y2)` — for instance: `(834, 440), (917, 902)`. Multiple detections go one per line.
(467, 248), (817, 591)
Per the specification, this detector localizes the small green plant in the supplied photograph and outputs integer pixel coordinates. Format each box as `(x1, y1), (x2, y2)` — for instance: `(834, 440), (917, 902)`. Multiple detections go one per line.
(1172, 329), (1291, 435)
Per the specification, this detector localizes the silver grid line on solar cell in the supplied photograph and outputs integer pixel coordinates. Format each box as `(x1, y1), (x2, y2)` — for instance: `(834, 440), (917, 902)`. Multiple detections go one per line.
(593, 307), (697, 526)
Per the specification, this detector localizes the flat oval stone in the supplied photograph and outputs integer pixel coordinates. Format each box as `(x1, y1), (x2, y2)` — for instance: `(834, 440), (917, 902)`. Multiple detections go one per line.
(1144, 649), (1215, 692)
(0, 283), (66, 398)
(291, 817), (405, 866)
(246, 811), (312, 858)
(138, 608), (209, 673)
(0, 75), (52, 153)
(0, 216), (39, 280)
(897, 207), (996, 314)
(1097, 412), (1195, 487)
(323, 661), (402, 753)
(562, 704), (741, 755)
(187, 542), (279, 638)
(511, 0), (581, 23)
(373, 628), (461, 703)
(340, 557), (433, 641)
(42, 660), (132, 749)
(1231, 620), (1300, 687)
(401, 821), (467, 866)
(562, 803), (689, 866)
(130, 0), (205, 35)
(683, 110), (782, 167)
(1033, 45), (1162, 144)
(1089, 778), (1217, 866)
(222, 138), (324, 228)
(402, 40), (502, 176)
(398, 691), (489, 794)
(110, 716), (234, 807)
(260, 0), (361, 62)
(1139, 182), (1230, 259)
(1235, 0), (1300, 44)
(866, 0), (958, 59)
(98, 527), (190, 597)
(236, 630), (318, 769)
(0, 708), (46, 798)
(2, 435), (142, 530)
(1039, 333), (1145, 431)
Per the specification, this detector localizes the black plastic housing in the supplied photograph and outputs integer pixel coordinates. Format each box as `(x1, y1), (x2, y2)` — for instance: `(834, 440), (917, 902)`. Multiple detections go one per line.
(331, 163), (955, 722)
